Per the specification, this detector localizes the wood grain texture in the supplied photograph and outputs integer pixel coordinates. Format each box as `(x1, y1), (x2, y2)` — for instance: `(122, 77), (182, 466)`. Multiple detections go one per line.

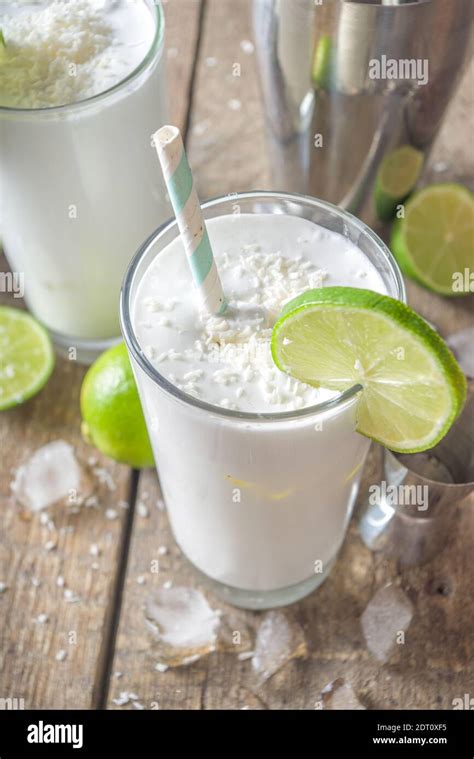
(186, 0), (271, 198)
(164, 0), (203, 130)
(0, 353), (133, 708)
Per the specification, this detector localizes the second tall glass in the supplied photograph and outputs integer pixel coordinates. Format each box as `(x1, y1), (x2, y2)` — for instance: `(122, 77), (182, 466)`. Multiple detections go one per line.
(0, 0), (169, 362)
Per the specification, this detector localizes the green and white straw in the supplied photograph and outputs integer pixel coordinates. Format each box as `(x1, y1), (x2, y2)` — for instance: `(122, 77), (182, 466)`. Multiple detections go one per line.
(153, 125), (227, 315)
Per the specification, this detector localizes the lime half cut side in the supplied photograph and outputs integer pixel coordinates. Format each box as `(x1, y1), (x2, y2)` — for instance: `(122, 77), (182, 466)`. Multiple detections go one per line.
(374, 145), (424, 221)
(271, 287), (466, 453)
(0, 306), (55, 410)
(390, 183), (474, 295)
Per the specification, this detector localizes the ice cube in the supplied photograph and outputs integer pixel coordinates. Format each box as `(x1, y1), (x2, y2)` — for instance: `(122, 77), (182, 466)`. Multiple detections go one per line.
(251, 611), (307, 682)
(145, 587), (221, 665)
(447, 327), (474, 378)
(11, 440), (84, 512)
(322, 679), (365, 710)
(361, 584), (413, 663)
(216, 609), (254, 655)
(112, 691), (138, 707)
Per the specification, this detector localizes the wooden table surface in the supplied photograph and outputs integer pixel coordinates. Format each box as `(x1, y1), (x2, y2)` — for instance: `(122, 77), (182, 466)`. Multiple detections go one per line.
(1, 0), (473, 711)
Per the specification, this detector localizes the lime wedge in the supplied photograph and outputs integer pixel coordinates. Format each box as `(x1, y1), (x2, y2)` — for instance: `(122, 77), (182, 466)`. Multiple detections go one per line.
(0, 306), (55, 410)
(271, 287), (466, 453)
(391, 183), (474, 295)
(374, 145), (424, 221)
(312, 34), (333, 90)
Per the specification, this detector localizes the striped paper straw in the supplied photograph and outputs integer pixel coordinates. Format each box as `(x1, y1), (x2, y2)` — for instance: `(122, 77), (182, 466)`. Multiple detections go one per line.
(153, 125), (227, 315)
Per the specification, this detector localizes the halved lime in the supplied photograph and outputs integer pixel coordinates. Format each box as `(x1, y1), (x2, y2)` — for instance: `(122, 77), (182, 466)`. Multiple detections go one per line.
(391, 183), (474, 295)
(0, 306), (55, 410)
(312, 34), (333, 90)
(271, 287), (466, 453)
(374, 145), (424, 221)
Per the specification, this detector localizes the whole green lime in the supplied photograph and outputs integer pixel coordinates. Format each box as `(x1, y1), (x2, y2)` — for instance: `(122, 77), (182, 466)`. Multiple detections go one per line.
(80, 343), (154, 468)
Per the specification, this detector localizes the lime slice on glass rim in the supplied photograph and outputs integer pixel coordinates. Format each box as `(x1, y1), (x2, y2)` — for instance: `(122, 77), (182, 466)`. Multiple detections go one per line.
(374, 145), (424, 221)
(0, 306), (55, 411)
(391, 183), (474, 295)
(271, 287), (466, 453)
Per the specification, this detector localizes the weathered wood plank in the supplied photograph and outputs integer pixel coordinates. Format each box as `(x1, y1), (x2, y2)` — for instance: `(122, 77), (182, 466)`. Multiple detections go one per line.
(0, 352), (134, 709)
(186, 0), (271, 197)
(164, 0), (203, 130)
(107, 1), (474, 710)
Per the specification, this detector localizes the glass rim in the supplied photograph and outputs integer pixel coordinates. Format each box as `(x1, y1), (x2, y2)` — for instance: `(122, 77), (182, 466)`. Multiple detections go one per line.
(120, 190), (407, 423)
(0, 0), (164, 115)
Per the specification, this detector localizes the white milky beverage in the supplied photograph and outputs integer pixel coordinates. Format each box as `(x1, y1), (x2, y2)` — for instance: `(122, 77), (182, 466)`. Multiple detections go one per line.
(124, 195), (403, 607)
(0, 1), (169, 351)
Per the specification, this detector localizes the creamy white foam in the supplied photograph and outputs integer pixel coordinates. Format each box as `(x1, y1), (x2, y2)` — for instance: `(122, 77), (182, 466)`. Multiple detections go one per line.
(133, 213), (386, 412)
(0, 0), (156, 108)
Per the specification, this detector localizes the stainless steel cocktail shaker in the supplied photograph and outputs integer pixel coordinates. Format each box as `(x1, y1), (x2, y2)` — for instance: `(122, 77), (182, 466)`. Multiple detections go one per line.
(253, 0), (473, 226)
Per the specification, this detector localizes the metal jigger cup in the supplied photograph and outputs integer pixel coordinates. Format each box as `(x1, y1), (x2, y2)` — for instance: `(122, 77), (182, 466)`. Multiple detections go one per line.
(359, 389), (474, 567)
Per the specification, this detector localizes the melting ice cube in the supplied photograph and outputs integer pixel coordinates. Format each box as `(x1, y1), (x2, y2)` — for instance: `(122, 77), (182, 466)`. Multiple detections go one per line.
(251, 611), (307, 682)
(11, 440), (83, 512)
(361, 584), (413, 663)
(447, 327), (474, 378)
(145, 587), (221, 665)
(322, 679), (366, 710)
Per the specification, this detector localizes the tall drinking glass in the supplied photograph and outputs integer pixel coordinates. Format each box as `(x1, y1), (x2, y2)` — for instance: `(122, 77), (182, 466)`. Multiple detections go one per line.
(0, 0), (169, 363)
(121, 192), (405, 609)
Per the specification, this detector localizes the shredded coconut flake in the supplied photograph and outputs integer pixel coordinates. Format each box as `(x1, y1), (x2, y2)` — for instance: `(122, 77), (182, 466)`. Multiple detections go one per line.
(1, 0), (154, 108)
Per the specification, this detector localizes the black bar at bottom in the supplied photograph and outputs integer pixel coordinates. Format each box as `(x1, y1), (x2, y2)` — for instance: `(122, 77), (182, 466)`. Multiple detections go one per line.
(0, 709), (472, 756)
